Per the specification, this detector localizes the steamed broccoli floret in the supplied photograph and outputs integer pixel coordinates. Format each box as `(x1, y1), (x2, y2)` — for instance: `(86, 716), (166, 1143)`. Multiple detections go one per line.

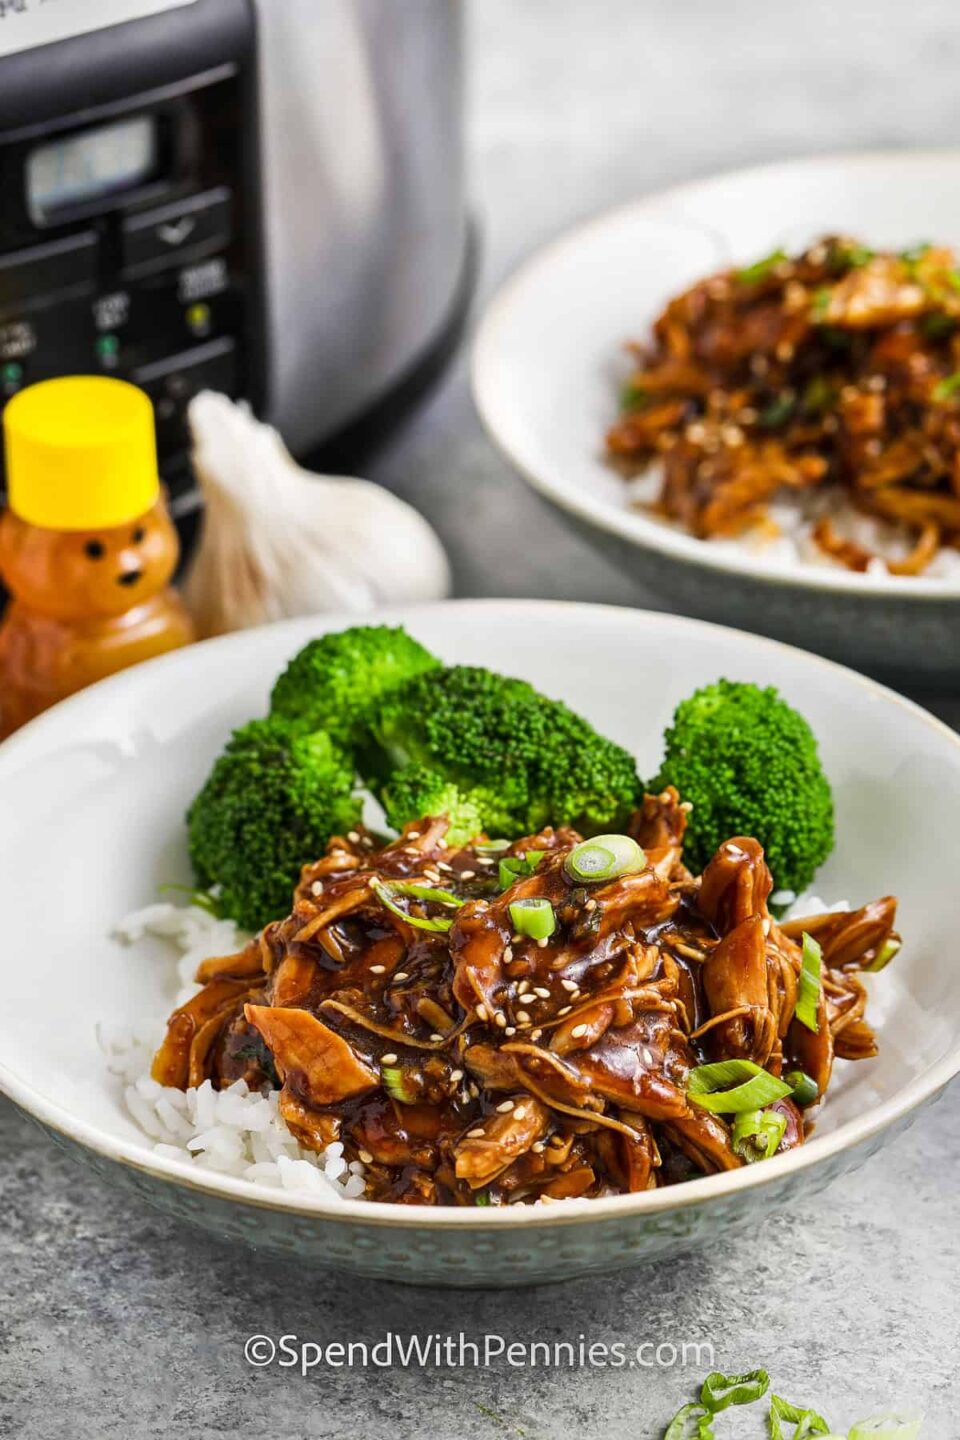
(369, 665), (641, 840)
(270, 625), (439, 747)
(188, 717), (361, 932)
(650, 679), (834, 893)
(378, 763), (517, 847)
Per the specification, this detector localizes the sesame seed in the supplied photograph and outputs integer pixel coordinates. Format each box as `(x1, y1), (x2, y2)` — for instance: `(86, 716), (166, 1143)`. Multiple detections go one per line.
(494, 1012), (507, 1029)
(537, 937), (549, 949)
(393, 971), (409, 982)
(407, 830), (421, 840)
(503, 946), (514, 963)
(512, 934), (523, 945)
(518, 980), (531, 995)
(361, 837), (374, 849)
(450, 1069), (464, 1083)
(310, 880), (323, 896)
(504, 1026), (516, 1036)
(437, 861), (453, 873)
(477, 856), (495, 867)
(358, 1149), (373, 1164)
(496, 1099), (515, 1113)
(475, 1003), (488, 1021)
(560, 979), (578, 993)
(513, 1105), (528, 1120)
(516, 1010), (531, 1024)
(430, 1032), (444, 1043)
(436, 837), (447, 849)
(530, 1029), (543, 1042)
(347, 831), (360, 843)
(678, 801), (693, 813)
(466, 1126), (485, 1139)
(584, 899), (597, 912)
(381, 1053), (398, 1065)
(531, 1141), (545, 1154)
(558, 1005), (572, 1016)
(460, 870), (476, 881)
(534, 987), (551, 999)
(369, 965), (386, 975)
(571, 1024), (588, 1039)
(469, 1082), (480, 1099)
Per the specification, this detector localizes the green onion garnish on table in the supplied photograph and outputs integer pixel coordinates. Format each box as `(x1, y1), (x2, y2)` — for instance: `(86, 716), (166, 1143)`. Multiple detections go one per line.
(687, 1059), (792, 1114)
(847, 1415), (923, 1439)
(700, 1369), (770, 1412)
(564, 834), (645, 884)
(795, 931), (823, 1032)
(508, 897), (556, 941)
(663, 1403), (714, 1439)
(732, 1108), (788, 1162)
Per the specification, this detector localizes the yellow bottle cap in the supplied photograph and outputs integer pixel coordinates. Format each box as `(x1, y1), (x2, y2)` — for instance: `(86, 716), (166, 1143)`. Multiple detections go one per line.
(3, 376), (160, 531)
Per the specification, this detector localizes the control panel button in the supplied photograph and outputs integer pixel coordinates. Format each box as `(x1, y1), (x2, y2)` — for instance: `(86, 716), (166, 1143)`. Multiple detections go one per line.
(0, 232), (97, 318)
(121, 187), (232, 275)
(132, 336), (237, 445)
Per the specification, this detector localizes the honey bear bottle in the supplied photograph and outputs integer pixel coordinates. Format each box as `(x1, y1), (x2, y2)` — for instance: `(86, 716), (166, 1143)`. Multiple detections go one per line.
(0, 376), (194, 738)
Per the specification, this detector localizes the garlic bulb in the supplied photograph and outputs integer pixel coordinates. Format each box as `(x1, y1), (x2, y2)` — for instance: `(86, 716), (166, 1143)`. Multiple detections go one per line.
(184, 391), (451, 637)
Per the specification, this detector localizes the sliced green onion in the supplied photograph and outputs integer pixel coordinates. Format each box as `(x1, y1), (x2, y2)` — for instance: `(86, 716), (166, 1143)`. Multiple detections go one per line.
(564, 834), (645, 885)
(864, 936), (901, 973)
(664, 1403), (715, 1440)
(732, 1108), (788, 1162)
(382, 1065), (417, 1104)
(811, 288), (833, 321)
(796, 932), (822, 1033)
(498, 851), (545, 890)
(769, 1394), (832, 1439)
(620, 379), (649, 411)
(785, 1069), (819, 1108)
(921, 311), (956, 340)
(474, 1189), (492, 1207)
(700, 1369), (769, 1412)
(736, 248), (788, 284)
(900, 241), (932, 265)
(758, 394), (798, 428)
(933, 371), (960, 401)
(373, 879), (462, 934)
(848, 1415), (923, 1439)
(687, 1059), (792, 1114)
(474, 839), (511, 855)
(508, 897), (556, 941)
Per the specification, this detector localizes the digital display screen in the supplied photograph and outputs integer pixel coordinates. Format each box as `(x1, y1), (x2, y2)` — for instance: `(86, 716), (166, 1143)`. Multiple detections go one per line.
(26, 116), (159, 223)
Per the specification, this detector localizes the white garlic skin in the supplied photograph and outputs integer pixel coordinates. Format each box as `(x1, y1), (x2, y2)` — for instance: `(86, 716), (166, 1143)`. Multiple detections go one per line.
(184, 391), (451, 637)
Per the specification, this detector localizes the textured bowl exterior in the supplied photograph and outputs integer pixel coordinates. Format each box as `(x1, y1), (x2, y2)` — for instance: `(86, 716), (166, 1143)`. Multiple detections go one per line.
(559, 509), (960, 690)
(29, 1100), (933, 1288)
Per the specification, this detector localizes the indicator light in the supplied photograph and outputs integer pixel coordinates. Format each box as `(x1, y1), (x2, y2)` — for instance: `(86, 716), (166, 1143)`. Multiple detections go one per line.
(95, 334), (120, 367)
(185, 302), (212, 336)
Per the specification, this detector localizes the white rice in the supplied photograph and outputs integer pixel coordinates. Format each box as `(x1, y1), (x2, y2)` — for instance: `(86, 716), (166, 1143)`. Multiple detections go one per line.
(105, 902), (366, 1200)
(626, 473), (960, 581)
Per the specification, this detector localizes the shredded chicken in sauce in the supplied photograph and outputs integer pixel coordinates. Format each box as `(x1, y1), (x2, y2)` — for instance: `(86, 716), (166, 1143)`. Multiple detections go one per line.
(607, 236), (960, 574)
(152, 791), (898, 1205)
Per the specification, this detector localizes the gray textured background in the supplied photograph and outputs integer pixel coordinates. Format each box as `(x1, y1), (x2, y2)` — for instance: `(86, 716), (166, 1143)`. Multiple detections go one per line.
(4, 3), (960, 1436)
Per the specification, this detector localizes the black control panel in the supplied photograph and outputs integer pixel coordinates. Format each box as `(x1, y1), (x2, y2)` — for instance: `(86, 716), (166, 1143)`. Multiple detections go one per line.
(0, 0), (259, 517)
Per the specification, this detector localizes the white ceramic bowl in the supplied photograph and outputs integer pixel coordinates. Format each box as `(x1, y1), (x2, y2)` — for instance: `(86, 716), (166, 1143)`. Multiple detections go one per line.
(472, 152), (960, 688)
(2, 600), (959, 1286)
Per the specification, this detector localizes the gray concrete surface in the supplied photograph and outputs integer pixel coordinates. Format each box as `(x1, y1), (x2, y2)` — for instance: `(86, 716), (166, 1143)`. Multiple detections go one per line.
(4, 2), (960, 1435)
